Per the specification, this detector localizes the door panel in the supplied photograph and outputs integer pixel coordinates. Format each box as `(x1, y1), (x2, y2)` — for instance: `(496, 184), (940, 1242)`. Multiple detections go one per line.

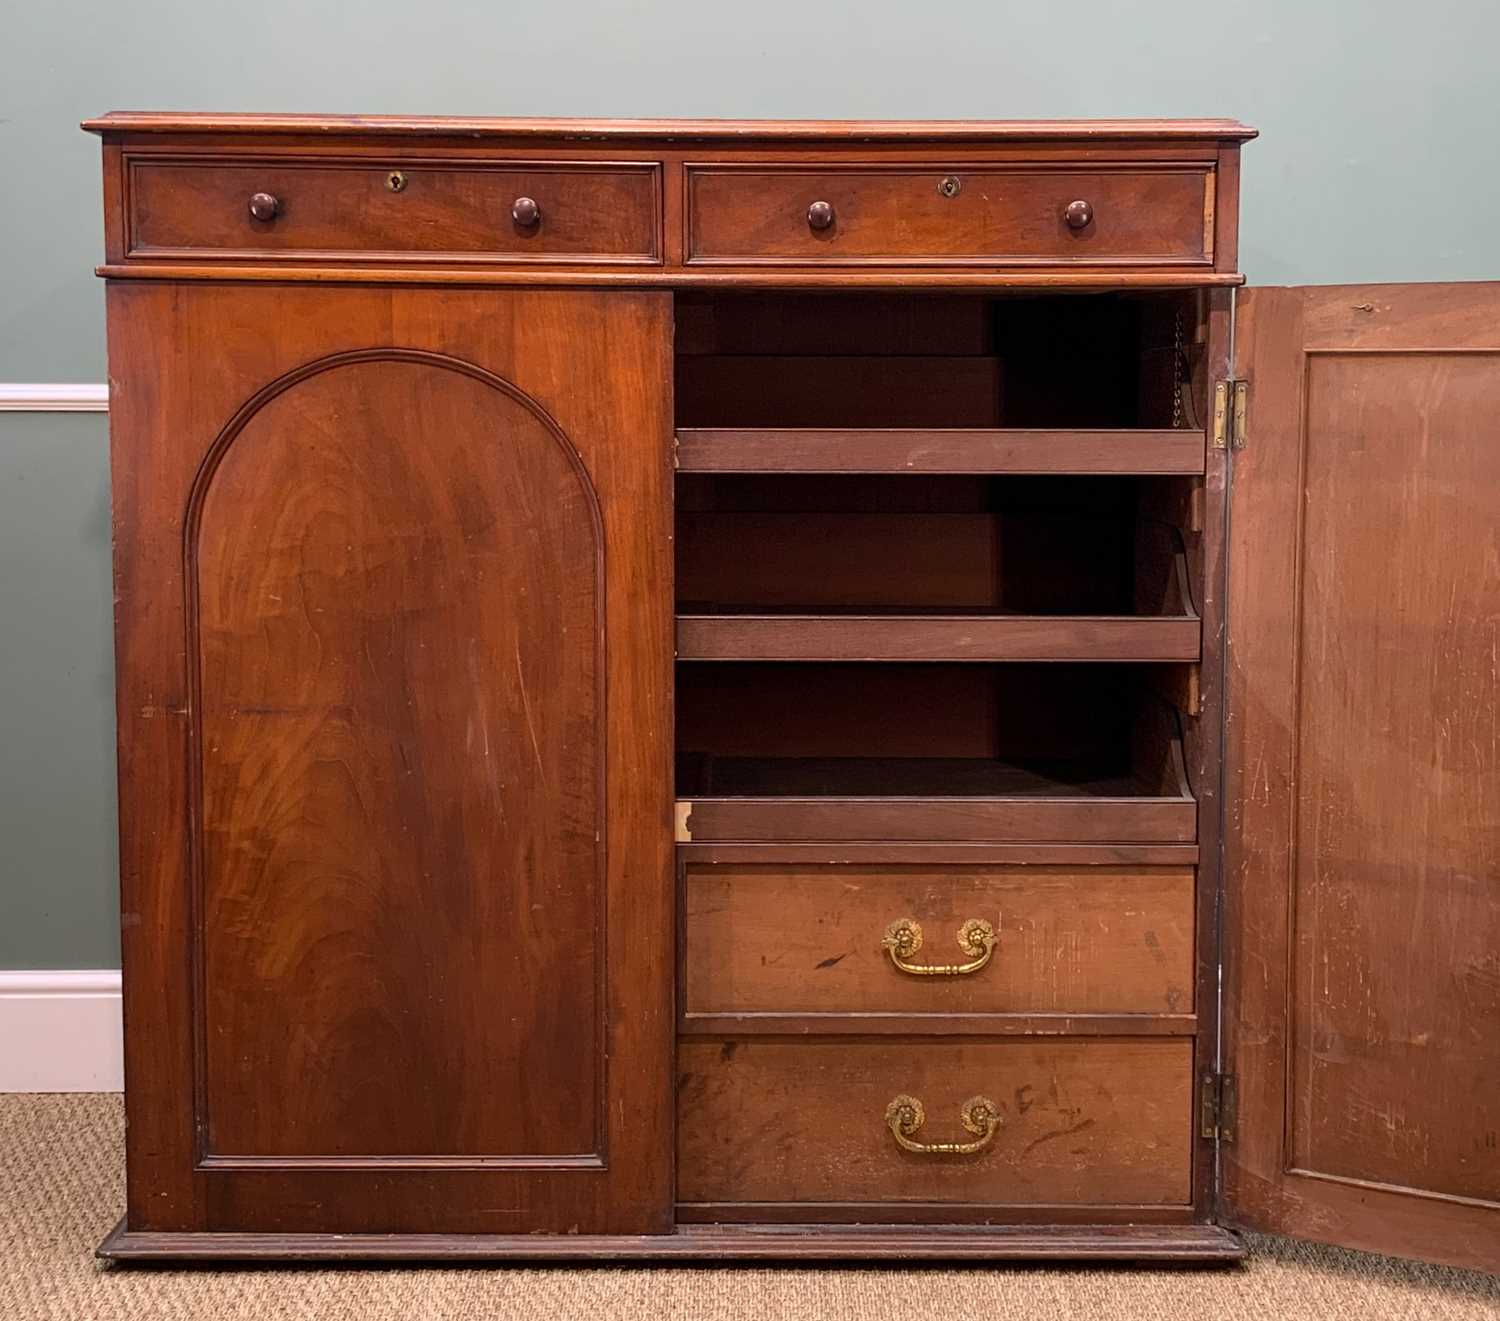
(108, 286), (673, 1233)
(195, 355), (603, 1161)
(1224, 282), (1500, 1271)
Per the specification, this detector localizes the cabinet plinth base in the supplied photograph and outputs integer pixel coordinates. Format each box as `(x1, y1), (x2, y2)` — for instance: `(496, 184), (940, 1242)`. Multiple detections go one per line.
(99, 1218), (1243, 1263)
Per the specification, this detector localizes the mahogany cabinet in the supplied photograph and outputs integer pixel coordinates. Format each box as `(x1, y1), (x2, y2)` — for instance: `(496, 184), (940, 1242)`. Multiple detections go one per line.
(84, 114), (1499, 1271)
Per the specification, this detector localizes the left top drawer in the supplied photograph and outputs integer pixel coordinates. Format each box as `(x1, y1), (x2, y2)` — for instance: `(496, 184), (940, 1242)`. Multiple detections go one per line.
(125, 158), (663, 264)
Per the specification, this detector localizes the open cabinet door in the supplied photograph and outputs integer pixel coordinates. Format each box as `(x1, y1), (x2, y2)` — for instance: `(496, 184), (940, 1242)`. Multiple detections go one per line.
(1224, 282), (1500, 1272)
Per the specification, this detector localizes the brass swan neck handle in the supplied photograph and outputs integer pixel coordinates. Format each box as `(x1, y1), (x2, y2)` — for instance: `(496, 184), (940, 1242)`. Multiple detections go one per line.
(882, 917), (996, 976)
(885, 1094), (1001, 1156)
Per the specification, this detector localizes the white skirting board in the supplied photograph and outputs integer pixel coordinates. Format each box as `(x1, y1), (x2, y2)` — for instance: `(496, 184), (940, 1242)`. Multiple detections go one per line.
(0, 971), (123, 1091)
(0, 384), (110, 412)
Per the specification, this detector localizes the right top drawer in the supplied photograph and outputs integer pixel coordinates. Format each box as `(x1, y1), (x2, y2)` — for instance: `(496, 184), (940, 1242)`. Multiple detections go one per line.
(685, 165), (1214, 267)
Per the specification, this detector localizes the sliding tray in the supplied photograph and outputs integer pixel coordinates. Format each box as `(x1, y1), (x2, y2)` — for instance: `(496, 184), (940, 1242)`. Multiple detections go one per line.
(675, 665), (1196, 844)
(676, 428), (1207, 475)
(676, 607), (1199, 662)
(676, 764), (1195, 844)
(676, 481), (1202, 662)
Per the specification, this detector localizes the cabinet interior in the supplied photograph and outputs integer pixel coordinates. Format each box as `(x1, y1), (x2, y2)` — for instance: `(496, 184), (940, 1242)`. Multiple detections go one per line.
(673, 289), (1204, 809)
(674, 290), (1208, 430)
(676, 474), (1196, 617)
(676, 662), (1192, 801)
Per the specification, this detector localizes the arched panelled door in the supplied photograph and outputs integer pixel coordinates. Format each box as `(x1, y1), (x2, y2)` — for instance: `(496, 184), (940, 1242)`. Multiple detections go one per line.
(107, 287), (674, 1235)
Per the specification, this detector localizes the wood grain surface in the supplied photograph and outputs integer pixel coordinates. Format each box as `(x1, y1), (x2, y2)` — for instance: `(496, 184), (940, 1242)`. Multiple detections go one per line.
(1224, 281), (1500, 1272)
(683, 863), (1195, 1017)
(675, 429), (1207, 474)
(687, 167), (1211, 266)
(108, 283), (674, 1234)
(678, 1038), (1194, 1206)
(130, 159), (660, 263)
(193, 355), (604, 1161)
(85, 113), (1258, 142)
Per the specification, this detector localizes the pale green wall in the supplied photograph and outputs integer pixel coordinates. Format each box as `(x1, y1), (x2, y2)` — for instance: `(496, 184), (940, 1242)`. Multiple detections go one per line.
(0, 414), (118, 966)
(2, 0), (1497, 966)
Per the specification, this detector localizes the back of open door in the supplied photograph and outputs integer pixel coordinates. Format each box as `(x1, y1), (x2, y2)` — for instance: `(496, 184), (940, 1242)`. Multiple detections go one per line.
(1225, 281), (1500, 1273)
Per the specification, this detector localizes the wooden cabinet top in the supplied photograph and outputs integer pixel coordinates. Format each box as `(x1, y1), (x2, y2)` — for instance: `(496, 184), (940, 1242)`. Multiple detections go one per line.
(83, 113), (1257, 143)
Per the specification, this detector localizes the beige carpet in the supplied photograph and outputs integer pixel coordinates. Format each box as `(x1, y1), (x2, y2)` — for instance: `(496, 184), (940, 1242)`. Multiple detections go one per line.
(2, 1095), (1495, 1320)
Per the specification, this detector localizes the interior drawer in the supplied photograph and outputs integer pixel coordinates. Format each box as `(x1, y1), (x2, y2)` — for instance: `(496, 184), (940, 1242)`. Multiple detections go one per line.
(683, 863), (1195, 1019)
(126, 158), (661, 263)
(678, 1037), (1193, 1206)
(685, 165), (1212, 266)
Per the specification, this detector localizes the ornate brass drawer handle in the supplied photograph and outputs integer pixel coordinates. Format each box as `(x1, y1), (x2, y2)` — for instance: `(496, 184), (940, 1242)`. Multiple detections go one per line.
(885, 1094), (1001, 1155)
(882, 917), (996, 976)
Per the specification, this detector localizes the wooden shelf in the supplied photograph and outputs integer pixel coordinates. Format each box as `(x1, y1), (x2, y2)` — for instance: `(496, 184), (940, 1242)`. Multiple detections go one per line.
(676, 609), (1200, 662)
(675, 428), (1206, 475)
(675, 750), (1196, 844)
(678, 795), (1196, 844)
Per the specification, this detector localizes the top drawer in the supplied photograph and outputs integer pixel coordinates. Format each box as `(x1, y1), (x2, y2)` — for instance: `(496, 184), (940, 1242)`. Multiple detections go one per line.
(126, 158), (662, 264)
(686, 165), (1213, 267)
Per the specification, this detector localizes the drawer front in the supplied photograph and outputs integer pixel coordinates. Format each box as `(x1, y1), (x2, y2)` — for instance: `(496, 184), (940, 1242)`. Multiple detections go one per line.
(127, 159), (661, 263)
(683, 864), (1195, 1018)
(686, 166), (1212, 266)
(678, 1038), (1193, 1205)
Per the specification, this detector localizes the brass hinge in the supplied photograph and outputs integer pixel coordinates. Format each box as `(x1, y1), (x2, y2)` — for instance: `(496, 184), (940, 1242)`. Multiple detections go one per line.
(1211, 379), (1248, 451)
(1200, 1072), (1237, 1144)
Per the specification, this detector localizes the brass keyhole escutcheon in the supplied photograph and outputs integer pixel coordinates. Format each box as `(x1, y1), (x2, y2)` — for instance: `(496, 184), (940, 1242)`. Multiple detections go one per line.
(938, 175), (962, 199)
(386, 171), (408, 193)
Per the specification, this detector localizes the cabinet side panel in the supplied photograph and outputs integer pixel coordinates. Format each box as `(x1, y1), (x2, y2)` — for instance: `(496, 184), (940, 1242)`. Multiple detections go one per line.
(109, 280), (201, 1227)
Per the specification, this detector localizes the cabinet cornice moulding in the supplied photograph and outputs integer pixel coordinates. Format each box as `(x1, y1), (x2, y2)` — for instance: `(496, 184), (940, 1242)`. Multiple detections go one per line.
(0, 384), (110, 412)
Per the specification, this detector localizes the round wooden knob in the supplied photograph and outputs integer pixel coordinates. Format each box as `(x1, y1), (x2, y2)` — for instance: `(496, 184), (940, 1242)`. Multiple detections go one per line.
(1064, 199), (1094, 230)
(248, 192), (279, 222)
(512, 196), (541, 227)
(807, 200), (835, 231)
